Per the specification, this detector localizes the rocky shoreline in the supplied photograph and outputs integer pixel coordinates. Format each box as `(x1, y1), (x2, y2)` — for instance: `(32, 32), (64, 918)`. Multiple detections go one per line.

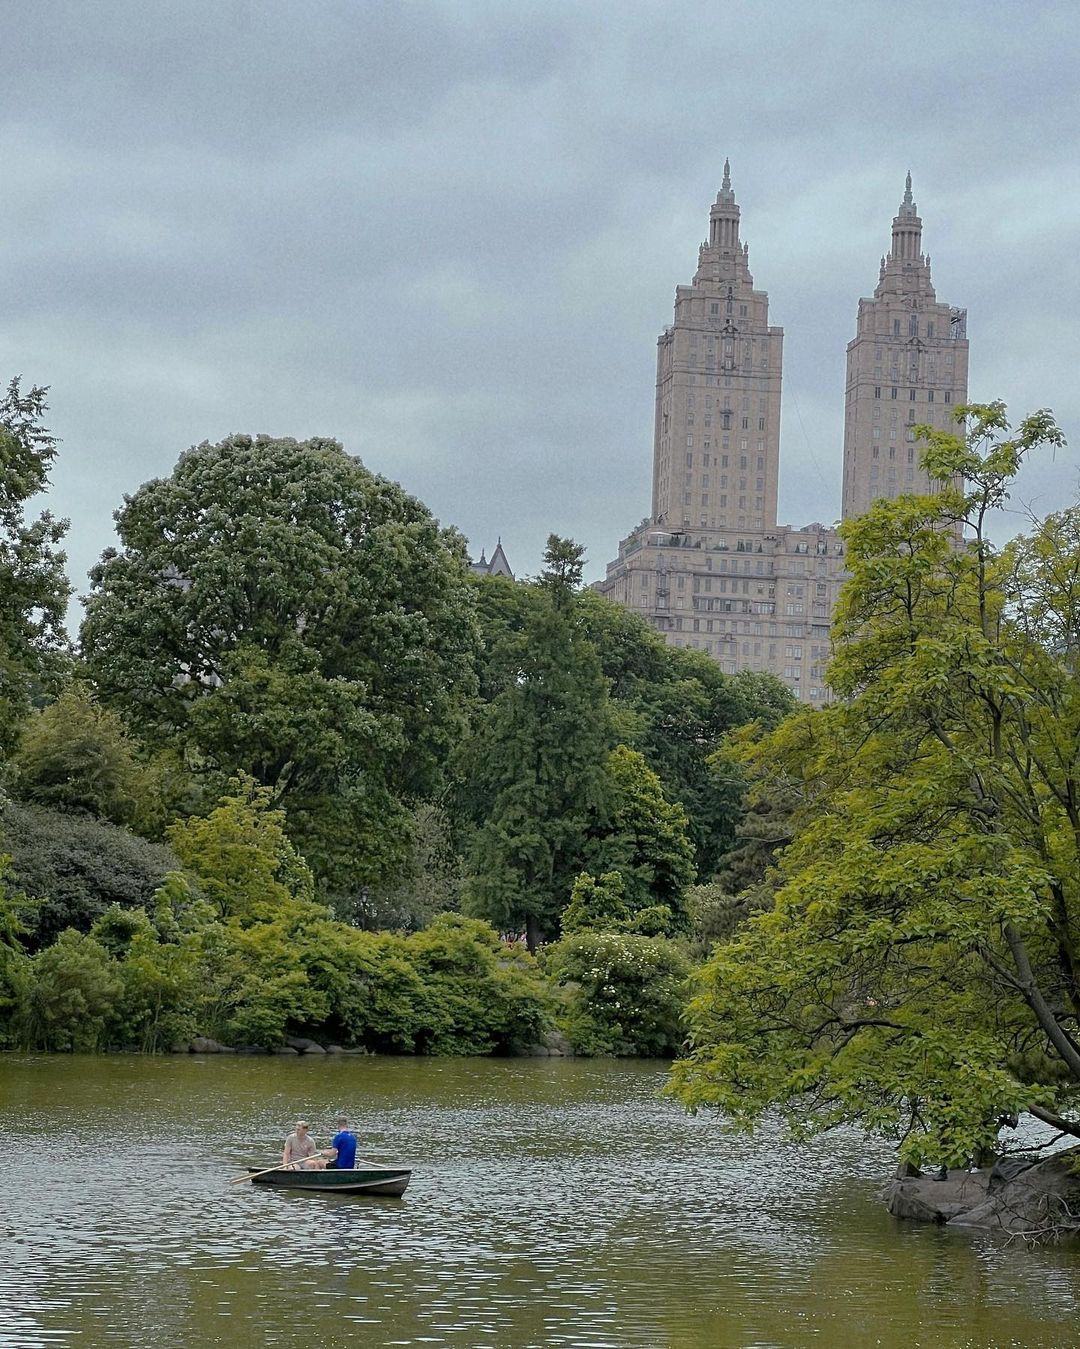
(168, 1030), (577, 1057)
(884, 1147), (1080, 1241)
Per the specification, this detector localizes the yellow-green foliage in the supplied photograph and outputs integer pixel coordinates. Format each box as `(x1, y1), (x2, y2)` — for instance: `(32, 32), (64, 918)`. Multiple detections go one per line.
(11, 782), (551, 1055)
(671, 405), (1080, 1165)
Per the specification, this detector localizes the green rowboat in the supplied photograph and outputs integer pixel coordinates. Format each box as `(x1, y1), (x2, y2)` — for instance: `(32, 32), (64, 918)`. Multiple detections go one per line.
(252, 1164), (411, 1197)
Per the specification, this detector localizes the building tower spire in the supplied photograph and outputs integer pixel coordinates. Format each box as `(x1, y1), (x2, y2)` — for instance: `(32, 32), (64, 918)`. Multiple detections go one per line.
(841, 179), (969, 521)
(890, 170), (922, 262)
(709, 158), (740, 248)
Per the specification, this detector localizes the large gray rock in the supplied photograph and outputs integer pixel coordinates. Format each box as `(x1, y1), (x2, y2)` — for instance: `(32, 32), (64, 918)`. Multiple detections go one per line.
(190, 1036), (234, 1054)
(885, 1148), (1080, 1240)
(286, 1036), (327, 1054)
(951, 1149), (1080, 1238)
(542, 1031), (575, 1057)
(884, 1169), (989, 1225)
(273, 1046), (300, 1055)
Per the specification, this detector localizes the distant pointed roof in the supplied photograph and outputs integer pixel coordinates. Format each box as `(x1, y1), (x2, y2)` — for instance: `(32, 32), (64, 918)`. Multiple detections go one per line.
(469, 539), (514, 580)
(488, 538), (513, 578)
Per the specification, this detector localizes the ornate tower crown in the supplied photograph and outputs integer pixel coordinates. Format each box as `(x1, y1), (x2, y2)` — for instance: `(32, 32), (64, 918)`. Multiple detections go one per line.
(707, 157), (742, 253)
(889, 170), (923, 265)
(898, 170), (917, 219)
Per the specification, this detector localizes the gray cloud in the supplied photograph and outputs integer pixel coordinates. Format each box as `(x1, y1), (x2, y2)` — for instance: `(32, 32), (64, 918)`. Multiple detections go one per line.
(1, 0), (1076, 613)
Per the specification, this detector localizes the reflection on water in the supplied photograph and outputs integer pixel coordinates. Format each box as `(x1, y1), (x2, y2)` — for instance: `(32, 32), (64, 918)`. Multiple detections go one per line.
(1, 1054), (1078, 1347)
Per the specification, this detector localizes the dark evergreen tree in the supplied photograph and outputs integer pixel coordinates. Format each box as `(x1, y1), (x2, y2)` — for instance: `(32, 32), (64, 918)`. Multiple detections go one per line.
(462, 537), (615, 949)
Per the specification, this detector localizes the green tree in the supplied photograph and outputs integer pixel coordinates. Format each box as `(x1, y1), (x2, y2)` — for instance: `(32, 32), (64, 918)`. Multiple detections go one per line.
(470, 577), (793, 882)
(0, 379), (71, 756)
(359, 801), (464, 931)
(80, 434), (479, 892)
(576, 591), (794, 876)
(684, 881), (774, 962)
(584, 745), (696, 935)
(166, 776), (316, 922)
(462, 537), (616, 948)
(671, 404), (1080, 1167)
(11, 685), (146, 824)
(563, 870), (634, 935)
(2, 801), (180, 949)
(0, 856), (32, 1044)
(403, 914), (549, 1054)
(18, 929), (123, 1051)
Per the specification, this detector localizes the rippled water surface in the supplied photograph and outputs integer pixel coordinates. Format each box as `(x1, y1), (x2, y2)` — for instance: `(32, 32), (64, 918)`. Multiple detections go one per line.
(2, 1055), (1079, 1348)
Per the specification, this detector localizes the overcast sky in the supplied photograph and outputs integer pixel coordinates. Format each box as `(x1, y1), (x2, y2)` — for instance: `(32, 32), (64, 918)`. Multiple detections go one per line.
(2, 0), (1077, 616)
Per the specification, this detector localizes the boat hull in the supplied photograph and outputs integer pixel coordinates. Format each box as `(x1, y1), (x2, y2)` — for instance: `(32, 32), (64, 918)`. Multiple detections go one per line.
(252, 1166), (411, 1197)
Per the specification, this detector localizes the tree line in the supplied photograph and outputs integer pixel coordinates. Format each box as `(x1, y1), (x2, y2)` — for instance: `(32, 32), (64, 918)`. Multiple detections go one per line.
(0, 382), (788, 1055)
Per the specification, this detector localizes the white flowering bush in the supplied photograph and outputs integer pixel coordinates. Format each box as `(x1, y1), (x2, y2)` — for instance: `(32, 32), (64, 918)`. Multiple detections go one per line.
(546, 930), (691, 1057)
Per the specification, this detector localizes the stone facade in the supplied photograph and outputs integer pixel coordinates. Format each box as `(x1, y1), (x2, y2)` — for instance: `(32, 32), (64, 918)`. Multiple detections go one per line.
(595, 169), (967, 703)
(842, 173), (969, 520)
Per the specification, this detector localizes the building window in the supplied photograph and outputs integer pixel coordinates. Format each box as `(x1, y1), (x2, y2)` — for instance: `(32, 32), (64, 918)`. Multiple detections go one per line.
(893, 319), (901, 336)
(927, 389), (935, 402)
(891, 387), (898, 399)
(874, 386), (881, 399)
(927, 322), (934, 338)
(909, 316), (918, 336)
(909, 388), (916, 401)
(945, 391), (952, 403)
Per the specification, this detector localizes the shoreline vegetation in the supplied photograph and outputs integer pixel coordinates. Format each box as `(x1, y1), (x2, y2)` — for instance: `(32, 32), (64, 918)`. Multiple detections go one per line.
(3, 385), (1080, 1237)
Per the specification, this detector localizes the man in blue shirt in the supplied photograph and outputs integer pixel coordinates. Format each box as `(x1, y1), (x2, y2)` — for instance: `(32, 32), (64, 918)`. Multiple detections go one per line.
(328, 1113), (358, 1170)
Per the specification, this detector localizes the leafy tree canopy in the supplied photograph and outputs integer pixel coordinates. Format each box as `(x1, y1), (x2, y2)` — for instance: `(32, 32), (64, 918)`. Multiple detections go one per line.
(2, 800), (180, 950)
(0, 379), (71, 756)
(80, 434), (479, 892)
(471, 574), (793, 878)
(671, 404), (1080, 1167)
(167, 775), (316, 923)
(584, 745), (696, 934)
(10, 684), (148, 825)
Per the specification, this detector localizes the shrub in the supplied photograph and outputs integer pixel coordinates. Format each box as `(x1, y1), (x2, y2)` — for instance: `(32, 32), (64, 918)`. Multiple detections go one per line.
(17, 930), (123, 1051)
(547, 931), (691, 1057)
(2, 802), (180, 949)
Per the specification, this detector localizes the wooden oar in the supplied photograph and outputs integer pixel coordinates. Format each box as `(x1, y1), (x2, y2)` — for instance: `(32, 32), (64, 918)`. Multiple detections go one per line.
(230, 1150), (331, 1185)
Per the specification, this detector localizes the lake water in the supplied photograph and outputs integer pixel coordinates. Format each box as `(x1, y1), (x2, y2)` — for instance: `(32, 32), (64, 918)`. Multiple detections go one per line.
(2, 1054), (1078, 1348)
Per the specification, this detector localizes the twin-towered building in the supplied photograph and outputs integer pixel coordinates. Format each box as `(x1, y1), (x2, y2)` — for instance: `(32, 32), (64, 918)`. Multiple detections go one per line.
(595, 166), (969, 702)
